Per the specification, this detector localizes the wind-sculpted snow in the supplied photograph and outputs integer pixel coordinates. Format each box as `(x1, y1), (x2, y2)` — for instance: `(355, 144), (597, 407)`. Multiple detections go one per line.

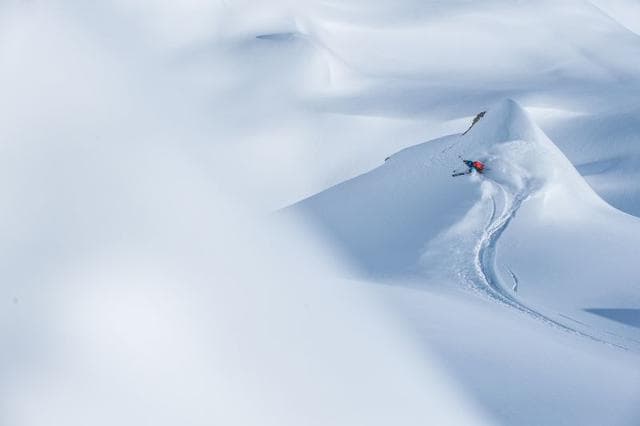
(5, 1), (640, 425)
(475, 174), (637, 350)
(295, 101), (640, 346)
(292, 100), (640, 423)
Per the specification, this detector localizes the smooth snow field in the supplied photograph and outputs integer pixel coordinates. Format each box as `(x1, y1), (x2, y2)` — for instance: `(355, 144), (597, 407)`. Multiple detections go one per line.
(2, 1), (640, 425)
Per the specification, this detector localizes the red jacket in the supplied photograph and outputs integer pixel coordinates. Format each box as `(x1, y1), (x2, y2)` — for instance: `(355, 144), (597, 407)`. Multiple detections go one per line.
(472, 161), (485, 172)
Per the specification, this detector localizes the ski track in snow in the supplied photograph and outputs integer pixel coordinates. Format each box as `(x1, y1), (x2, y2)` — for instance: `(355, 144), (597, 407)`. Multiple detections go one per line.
(472, 179), (636, 352)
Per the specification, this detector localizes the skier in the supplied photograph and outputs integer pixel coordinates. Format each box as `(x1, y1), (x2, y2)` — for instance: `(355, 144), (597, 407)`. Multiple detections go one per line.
(452, 159), (485, 177)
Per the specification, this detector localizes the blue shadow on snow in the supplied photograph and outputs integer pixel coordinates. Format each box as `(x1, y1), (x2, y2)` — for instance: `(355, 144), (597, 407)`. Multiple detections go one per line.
(584, 308), (640, 329)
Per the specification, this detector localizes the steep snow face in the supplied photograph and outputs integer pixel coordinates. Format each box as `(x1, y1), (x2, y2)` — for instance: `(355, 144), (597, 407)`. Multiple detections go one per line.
(290, 134), (480, 276)
(291, 99), (640, 423)
(292, 99), (640, 349)
(292, 100), (585, 275)
(543, 106), (640, 216)
(457, 99), (593, 197)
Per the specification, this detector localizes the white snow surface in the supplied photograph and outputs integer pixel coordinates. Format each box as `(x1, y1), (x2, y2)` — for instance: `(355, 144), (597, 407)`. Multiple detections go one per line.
(293, 99), (640, 424)
(2, 0), (640, 425)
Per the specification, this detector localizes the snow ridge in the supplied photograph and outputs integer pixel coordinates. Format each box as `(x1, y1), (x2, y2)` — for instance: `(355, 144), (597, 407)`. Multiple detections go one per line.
(291, 99), (640, 353)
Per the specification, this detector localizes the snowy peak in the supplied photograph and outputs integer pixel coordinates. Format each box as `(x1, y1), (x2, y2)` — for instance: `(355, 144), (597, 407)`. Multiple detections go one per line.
(459, 99), (592, 196)
(290, 99), (612, 278)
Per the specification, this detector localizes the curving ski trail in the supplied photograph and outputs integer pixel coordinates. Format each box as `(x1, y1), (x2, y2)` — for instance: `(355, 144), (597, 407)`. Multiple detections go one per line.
(471, 179), (634, 351)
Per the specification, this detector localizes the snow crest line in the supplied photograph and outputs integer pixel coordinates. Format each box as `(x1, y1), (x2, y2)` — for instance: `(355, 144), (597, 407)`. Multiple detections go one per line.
(472, 180), (631, 351)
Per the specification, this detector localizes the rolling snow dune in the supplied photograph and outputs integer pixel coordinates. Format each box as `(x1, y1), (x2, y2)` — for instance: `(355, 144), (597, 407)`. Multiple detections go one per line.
(292, 100), (593, 277)
(543, 105), (640, 216)
(292, 99), (640, 344)
(0, 2), (495, 425)
(3, 0), (640, 425)
(291, 99), (640, 423)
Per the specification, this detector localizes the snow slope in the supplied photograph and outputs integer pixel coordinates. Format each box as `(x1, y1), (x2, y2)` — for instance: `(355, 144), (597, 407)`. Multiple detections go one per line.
(263, 0), (640, 213)
(80, 0), (639, 213)
(0, 2), (494, 425)
(4, 0), (640, 425)
(291, 99), (640, 424)
(293, 99), (640, 346)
